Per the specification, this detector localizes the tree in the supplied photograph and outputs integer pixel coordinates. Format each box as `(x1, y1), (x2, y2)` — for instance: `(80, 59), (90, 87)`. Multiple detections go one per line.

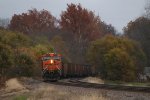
(13, 47), (37, 77)
(32, 44), (54, 58)
(50, 35), (71, 62)
(124, 17), (150, 66)
(9, 9), (57, 37)
(87, 35), (146, 81)
(60, 3), (116, 63)
(61, 3), (99, 41)
(104, 48), (135, 81)
(145, 0), (150, 19)
(60, 3), (115, 41)
(0, 43), (13, 81)
(0, 29), (31, 49)
(0, 18), (9, 28)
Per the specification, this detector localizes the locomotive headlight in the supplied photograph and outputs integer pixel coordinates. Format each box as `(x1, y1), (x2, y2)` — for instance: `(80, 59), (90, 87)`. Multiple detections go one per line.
(50, 59), (54, 64)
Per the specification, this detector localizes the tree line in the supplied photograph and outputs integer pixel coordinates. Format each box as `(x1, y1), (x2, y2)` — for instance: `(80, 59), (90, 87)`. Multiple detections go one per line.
(0, 3), (150, 82)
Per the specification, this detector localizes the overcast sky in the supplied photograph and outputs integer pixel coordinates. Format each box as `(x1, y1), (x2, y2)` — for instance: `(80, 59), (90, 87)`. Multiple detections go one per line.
(0, 0), (147, 32)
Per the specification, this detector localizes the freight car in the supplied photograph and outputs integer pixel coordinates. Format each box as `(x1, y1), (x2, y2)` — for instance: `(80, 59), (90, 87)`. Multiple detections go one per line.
(41, 53), (92, 80)
(62, 63), (92, 78)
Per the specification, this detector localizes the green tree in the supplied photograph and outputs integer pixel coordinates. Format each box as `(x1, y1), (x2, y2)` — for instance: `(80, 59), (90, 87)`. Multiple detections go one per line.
(87, 35), (146, 81)
(0, 29), (31, 48)
(104, 48), (135, 81)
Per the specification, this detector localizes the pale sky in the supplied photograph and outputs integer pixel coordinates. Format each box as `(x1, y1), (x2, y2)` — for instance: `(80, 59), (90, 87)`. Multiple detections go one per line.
(0, 0), (147, 32)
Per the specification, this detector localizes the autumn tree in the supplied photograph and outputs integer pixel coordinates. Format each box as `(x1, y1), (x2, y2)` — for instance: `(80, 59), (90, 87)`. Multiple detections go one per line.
(61, 4), (99, 41)
(124, 17), (150, 66)
(60, 3), (115, 41)
(9, 9), (57, 37)
(87, 35), (146, 81)
(60, 3), (116, 63)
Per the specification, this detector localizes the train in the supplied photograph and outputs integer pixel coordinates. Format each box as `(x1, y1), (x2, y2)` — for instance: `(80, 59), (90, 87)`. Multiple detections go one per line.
(41, 53), (93, 80)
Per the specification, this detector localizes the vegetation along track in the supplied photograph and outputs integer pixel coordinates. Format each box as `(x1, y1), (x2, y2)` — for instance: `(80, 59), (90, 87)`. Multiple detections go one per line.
(44, 79), (150, 93)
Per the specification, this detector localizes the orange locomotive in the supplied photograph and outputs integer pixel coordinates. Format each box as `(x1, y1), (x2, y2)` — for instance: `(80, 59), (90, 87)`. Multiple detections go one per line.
(41, 53), (93, 80)
(41, 53), (62, 80)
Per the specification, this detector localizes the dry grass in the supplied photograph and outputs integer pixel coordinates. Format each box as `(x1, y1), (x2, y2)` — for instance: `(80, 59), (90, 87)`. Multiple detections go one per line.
(5, 78), (27, 93)
(5, 78), (26, 91)
(28, 85), (107, 100)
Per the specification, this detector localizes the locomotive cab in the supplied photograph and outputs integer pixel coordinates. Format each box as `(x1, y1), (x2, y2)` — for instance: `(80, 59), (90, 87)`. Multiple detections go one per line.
(41, 53), (62, 80)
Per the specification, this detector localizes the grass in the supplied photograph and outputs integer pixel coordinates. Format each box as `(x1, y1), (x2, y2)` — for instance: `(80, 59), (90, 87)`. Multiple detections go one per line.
(27, 86), (107, 100)
(13, 95), (27, 100)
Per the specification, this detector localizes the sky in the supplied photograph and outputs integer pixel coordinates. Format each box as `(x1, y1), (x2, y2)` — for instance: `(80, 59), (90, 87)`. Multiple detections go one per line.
(0, 0), (147, 33)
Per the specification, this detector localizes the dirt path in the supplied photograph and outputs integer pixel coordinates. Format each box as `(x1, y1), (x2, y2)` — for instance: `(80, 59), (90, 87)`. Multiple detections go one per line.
(0, 78), (150, 100)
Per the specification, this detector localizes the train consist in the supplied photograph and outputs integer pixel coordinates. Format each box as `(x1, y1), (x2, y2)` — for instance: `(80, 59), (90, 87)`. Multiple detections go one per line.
(41, 53), (92, 80)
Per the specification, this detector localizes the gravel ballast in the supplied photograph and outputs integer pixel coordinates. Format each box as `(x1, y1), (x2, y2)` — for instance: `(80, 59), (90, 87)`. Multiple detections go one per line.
(0, 78), (150, 100)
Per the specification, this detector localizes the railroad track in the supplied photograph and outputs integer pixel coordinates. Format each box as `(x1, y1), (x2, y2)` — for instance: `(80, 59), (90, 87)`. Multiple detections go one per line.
(46, 79), (150, 93)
